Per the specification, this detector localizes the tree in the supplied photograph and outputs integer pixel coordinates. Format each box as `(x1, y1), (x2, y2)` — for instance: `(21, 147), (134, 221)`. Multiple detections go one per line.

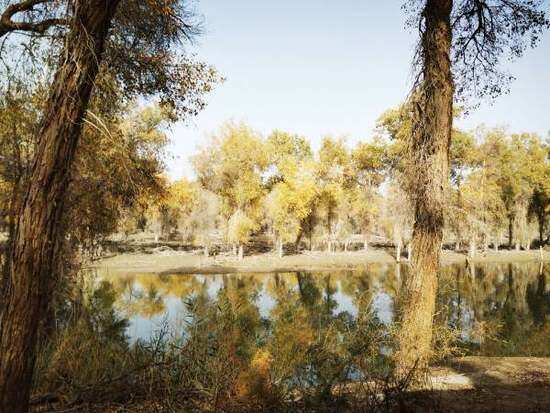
(350, 140), (387, 249)
(316, 137), (352, 252)
(69, 104), (171, 248)
(156, 178), (197, 240)
(0, 0), (66, 38)
(193, 122), (268, 259)
(397, 0), (548, 372)
(526, 136), (549, 245)
(266, 159), (318, 257)
(460, 168), (506, 254)
(264, 130), (316, 256)
(185, 189), (221, 256)
(380, 183), (413, 260)
(0, 1), (218, 410)
(0, 4), (122, 410)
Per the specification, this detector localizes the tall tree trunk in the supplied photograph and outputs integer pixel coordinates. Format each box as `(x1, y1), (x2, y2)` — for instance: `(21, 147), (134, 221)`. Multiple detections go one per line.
(538, 211), (544, 245)
(508, 215), (513, 249)
(295, 226), (304, 251)
(395, 0), (453, 374)
(238, 244), (244, 260)
(468, 236), (476, 258)
(0, 2), (120, 411)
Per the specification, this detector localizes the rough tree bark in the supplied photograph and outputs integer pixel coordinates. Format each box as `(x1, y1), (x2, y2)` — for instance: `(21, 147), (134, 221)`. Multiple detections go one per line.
(0, 1), (120, 411)
(395, 0), (453, 373)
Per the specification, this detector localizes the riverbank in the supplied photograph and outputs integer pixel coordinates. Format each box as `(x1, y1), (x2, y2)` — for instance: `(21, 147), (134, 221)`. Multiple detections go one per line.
(95, 248), (550, 275)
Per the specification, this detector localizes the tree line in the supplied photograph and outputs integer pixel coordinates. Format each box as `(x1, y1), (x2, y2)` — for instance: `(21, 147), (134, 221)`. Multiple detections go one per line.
(123, 117), (548, 259)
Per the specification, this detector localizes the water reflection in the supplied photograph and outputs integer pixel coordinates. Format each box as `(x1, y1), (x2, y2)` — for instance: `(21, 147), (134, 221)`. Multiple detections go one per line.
(97, 262), (549, 357)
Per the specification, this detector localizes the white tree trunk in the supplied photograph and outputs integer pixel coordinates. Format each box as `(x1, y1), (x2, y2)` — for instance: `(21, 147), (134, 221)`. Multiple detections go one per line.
(238, 244), (244, 261)
(278, 239), (283, 258)
(468, 237), (476, 258)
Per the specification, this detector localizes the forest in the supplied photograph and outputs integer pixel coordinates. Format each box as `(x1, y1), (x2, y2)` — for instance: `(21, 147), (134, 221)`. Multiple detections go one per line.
(0, 0), (549, 412)
(108, 117), (549, 259)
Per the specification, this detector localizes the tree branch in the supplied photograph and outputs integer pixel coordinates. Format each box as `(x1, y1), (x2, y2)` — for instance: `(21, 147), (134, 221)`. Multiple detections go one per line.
(0, 0), (67, 38)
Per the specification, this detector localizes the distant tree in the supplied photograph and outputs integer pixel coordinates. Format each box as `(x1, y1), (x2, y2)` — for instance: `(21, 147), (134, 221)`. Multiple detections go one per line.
(526, 136), (549, 245)
(264, 130), (317, 255)
(156, 178), (197, 240)
(193, 122), (268, 259)
(350, 140), (387, 248)
(186, 189), (221, 256)
(380, 183), (413, 259)
(316, 137), (352, 252)
(266, 159), (318, 257)
(265, 130), (312, 186)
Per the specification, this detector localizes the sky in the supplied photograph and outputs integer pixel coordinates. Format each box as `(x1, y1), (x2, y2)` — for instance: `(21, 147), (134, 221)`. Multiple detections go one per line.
(167, 0), (550, 179)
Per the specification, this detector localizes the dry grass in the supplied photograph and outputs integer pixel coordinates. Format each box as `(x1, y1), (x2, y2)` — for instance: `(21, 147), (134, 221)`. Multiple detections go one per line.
(31, 282), (425, 413)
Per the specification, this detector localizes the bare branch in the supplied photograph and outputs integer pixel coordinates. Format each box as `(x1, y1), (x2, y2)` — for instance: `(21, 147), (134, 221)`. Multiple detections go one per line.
(0, 0), (67, 38)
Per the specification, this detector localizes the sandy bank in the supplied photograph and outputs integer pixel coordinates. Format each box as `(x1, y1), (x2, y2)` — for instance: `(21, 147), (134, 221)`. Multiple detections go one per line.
(95, 248), (550, 275)
(425, 356), (550, 412)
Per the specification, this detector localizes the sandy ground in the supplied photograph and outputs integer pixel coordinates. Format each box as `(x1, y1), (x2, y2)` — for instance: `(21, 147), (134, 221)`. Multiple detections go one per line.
(95, 248), (550, 275)
(421, 357), (550, 412)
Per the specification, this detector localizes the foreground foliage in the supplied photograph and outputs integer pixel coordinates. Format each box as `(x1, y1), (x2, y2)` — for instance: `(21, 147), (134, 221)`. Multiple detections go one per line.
(31, 261), (550, 412)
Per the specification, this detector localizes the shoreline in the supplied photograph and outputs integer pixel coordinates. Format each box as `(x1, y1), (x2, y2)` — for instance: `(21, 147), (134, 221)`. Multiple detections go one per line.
(95, 248), (550, 275)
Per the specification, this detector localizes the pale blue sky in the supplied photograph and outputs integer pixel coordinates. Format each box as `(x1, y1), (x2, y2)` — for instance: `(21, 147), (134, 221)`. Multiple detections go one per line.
(167, 0), (550, 179)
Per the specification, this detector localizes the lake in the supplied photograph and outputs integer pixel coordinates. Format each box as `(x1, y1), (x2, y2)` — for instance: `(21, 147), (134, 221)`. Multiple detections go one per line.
(96, 261), (549, 357)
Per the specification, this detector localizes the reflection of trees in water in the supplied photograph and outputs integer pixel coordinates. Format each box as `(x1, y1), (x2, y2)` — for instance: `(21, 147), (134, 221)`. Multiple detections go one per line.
(103, 273), (207, 318)
(437, 263), (550, 355)
(526, 263), (550, 327)
(35, 264), (549, 412)
(97, 263), (548, 357)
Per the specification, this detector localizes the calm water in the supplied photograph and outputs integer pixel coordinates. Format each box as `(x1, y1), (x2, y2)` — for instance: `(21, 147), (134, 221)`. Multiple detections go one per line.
(97, 262), (549, 356)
